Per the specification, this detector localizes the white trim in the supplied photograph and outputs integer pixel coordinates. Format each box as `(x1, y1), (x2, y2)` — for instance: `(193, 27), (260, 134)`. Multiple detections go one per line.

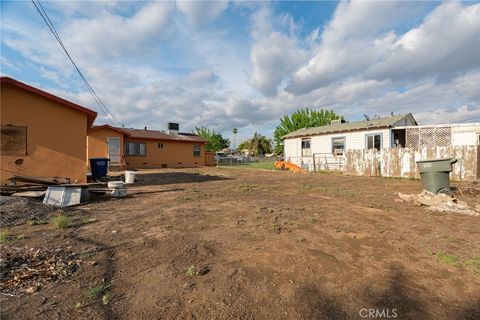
(394, 122), (480, 129)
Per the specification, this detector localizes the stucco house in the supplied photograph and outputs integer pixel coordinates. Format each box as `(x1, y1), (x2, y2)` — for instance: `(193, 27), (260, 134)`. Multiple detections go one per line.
(87, 124), (208, 169)
(1, 76), (97, 183)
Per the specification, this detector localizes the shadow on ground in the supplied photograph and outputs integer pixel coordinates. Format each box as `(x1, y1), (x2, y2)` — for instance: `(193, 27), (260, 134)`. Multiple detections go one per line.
(133, 172), (232, 186)
(296, 265), (480, 320)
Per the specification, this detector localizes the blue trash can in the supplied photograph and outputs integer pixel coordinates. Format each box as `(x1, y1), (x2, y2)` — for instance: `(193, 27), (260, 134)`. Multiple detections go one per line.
(89, 158), (110, 181)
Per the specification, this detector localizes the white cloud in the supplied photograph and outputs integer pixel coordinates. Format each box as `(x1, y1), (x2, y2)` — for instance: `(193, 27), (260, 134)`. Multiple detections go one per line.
(64, 1), (174, 60)
(365, 2), (480, 81)
(288, 1), (480, 95)
(249, 6), (307, 96)
(176, 0), (228, 27)
(1, 0), (479, 141)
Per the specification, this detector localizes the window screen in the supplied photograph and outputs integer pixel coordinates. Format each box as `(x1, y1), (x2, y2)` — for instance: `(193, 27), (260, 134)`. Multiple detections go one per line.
(125, 142), (146, 156)
(301, 139), (311, 156)
(193, 144), (201, 157)
(1, 125), (27, 155)
(366, 134), (382, 150)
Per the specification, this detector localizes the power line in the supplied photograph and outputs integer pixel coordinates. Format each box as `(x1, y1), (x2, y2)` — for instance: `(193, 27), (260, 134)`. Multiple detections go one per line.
(31, 0), (123, 127)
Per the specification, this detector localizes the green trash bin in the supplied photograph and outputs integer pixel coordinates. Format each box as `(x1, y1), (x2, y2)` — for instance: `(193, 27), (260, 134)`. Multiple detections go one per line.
(416, 158), (457, 194)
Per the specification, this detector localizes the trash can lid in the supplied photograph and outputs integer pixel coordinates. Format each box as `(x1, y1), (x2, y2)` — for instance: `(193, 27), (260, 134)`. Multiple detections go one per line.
(416, 158), (457, 164)
(89, 157), (111, 161)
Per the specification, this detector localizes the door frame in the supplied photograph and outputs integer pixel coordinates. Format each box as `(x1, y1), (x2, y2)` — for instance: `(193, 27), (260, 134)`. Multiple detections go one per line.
(107, 137), (121, 166)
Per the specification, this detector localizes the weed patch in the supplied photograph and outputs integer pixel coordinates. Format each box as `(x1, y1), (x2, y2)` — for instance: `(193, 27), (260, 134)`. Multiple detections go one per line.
(186, 265), (196, 277)
(0, 228), (11, 243)
(434, 251), (459, 267)
(50, 214), (71, 229)
(239, 184), (258, 191)
(85, 283), (110, 300)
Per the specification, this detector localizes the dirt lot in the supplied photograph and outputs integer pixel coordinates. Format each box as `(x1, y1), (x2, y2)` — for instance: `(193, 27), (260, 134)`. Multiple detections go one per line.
(1, 167), (479, 320)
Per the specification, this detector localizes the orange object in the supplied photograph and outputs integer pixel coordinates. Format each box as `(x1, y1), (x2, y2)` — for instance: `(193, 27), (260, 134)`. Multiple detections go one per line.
(274, 161), (305, 173)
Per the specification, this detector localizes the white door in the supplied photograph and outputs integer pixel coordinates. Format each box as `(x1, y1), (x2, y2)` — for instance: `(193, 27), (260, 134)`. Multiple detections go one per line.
(107, 137), (121, 165)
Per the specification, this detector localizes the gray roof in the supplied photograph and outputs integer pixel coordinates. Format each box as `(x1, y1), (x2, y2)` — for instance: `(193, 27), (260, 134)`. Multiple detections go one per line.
(283, 113), (416, 139)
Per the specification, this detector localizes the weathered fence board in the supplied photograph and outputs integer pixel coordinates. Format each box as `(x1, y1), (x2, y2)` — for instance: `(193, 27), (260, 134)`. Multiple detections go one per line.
(343, 146), (478, 181)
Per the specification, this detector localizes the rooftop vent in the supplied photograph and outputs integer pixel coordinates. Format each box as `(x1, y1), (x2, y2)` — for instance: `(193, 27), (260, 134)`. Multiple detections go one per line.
(330, 119), (346, 125)
(167, 122), (179, 135)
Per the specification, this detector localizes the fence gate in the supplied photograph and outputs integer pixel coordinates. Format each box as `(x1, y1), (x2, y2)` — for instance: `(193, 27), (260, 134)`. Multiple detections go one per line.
(205, 152), (216, 166)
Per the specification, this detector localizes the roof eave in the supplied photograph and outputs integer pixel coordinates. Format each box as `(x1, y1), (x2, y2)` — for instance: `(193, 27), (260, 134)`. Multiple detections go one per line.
(1, 76), (98, 127)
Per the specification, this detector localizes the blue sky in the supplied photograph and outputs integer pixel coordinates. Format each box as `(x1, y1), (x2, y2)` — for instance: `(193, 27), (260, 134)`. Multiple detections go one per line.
(1, 1), (480, 143)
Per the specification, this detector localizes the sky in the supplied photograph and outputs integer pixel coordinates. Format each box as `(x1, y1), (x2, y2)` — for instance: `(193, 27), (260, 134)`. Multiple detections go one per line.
(1, 0), (480, 143)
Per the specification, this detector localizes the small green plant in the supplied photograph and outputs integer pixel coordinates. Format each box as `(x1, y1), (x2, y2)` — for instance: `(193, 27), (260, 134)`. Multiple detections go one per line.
(186, 265), (196, 277)
(239, 184), (258, 191)
(85, 283), (110, 300)
(345, 191), (359, 197)
(444, 235), (459, 243)
(0, 228), (10, 243)
(50, 214), (71, 229)
(435, 251), (459, 267)
(271, 223), (281, 231)
(465, 256), (480, 266)
(75, 302), (82, 309)
(79, 216), (96, 225)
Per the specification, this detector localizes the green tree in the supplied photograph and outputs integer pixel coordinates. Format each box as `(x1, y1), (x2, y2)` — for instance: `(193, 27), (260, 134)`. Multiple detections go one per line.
(193, 126), (230, 152)
(273, 108), (343, 154)
(238, 132), (272, 156)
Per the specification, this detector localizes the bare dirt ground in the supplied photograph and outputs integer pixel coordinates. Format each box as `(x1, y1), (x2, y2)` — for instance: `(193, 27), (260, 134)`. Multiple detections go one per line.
(1, 167), (479, 320)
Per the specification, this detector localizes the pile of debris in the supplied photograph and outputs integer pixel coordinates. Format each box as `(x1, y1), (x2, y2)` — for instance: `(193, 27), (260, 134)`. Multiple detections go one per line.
(0, 245), (78, 295)
(1, 174), (121, 203)
(454, 182), (480, 197)
(0, 196), (64, 226)
(0, 175), (73, 196)
(398, 190), (480, 217)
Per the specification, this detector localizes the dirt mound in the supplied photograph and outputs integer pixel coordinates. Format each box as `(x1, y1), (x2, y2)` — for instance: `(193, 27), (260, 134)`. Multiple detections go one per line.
(0, 196), (63, 226)
(0, 244), (78, 295)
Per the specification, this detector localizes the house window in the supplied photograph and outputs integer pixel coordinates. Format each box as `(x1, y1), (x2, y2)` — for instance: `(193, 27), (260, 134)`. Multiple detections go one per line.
(1, 125), (27, 155)
(366, 133), (382, 150)
(332, 137), (345, 155)
(125, 142), (146, 156)
(301, 139), (311, 156)
(193, 144), (201, 157)
(158, 142), (164, 149)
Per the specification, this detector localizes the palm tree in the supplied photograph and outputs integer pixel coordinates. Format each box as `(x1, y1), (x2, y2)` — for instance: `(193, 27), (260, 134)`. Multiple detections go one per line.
(232, 128), (238, 150)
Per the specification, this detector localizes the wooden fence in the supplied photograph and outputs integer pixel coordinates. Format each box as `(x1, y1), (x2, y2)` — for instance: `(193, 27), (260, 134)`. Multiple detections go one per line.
(205, 152), (216, 166)
(343, 146), (479, 181)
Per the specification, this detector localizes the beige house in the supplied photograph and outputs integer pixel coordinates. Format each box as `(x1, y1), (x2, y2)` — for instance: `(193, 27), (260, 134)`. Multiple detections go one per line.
(87, 125), (208, 169)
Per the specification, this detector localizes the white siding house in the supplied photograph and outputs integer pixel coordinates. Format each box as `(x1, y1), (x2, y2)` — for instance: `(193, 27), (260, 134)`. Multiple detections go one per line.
(283, 113), (417, 170)
(283, 113), (480, 171)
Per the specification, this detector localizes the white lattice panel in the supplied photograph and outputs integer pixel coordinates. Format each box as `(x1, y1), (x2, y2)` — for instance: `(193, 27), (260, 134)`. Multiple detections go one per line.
(406, 127), (452, 149)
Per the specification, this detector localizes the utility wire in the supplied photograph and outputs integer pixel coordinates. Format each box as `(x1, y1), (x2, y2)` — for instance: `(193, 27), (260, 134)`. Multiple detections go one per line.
(31, 0), (123, 127)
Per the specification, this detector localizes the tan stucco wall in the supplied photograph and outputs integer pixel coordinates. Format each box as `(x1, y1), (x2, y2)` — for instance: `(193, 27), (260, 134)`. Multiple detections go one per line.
(87, 128), (125, 164)
(125, 138), (205, 169)
(1, 84), (89, 183)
